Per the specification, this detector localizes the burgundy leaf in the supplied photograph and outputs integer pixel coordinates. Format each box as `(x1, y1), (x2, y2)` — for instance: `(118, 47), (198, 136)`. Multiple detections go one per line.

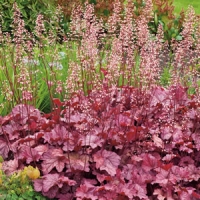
(53, 98), (63, 107)
(43, 173), (60, 192)
(2, 159), (18, 175)
(59, 176), (76, 186)
(80, 129), (104, 148)
(152, 135), (164, 148)
(82, 178), (98, 186)
(34, 144), (48, 156)
(160, 125), (172, 140)
(96, 188), (118, 200)
(170, 85), (188, 104)
(30, 120), (37, 130)
(43, 185), (59, 199)
(35, 174), (60, 198)
(117, 182), (136, 199)
(160, 163), (173, 171)
(93, 171), (112, 183)
(1, 114), (12, 126)
(179, 142), (193, 154)
(57, 193), (74, 200)
(0, 138), (10, 159)
(179, 156), (194, 167)
(179, 191), (191, 200)
(122, 164), (153, 185)
(69, 112), (86, 124)
(42, 149), (67, 174)
(126, 125), (138, 142)
(62, 131), (82, 151)
(11, 104), (41, 124)
(192, 191), (200, 199)
(34, 178), (43, 192)
(141, 153), (161, 172)
(162, 154), (176, 162)
(171, 165), (200, 182)
(153, 189), (166, 200)
(84, 134), (103, 148)
(93, 150), (121, 176)
(117, 112), (132, 127)
(66, 152), (90, 172)
(172, 126), (183, 143)
(192, 133), (200, 151)
(133, 183), (148, 199)
(131, 155), (143, 163)
(18, 145), (41, 164)
(63, 139), (76, 151)
(76, 183), (98, 200)
(34, 174), (76, 198)
(150, 87), (170, 107)
(122, 164), (134, 181)
(3, 121), (20, 140)
(18, 132), (44, 145)
(153, 168), (176, 186)
(43, 124), (68, 145)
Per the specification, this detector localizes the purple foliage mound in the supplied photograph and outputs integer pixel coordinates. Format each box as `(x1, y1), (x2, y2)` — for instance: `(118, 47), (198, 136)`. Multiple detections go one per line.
(0, 85), (200, 200)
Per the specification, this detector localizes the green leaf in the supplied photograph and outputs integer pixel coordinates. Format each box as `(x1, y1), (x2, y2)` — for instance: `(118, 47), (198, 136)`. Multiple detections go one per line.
(176, 35), (182, 41)
(103, 9), (109, 16)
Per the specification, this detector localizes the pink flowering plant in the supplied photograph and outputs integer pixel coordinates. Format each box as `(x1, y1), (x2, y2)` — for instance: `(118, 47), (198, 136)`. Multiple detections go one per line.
(0, 0), (200, 199)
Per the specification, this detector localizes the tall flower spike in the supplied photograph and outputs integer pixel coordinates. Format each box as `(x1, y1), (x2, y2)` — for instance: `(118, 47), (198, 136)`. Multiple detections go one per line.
(172, 6), (197, 85)
(12, 3), (27, 63)
(107, 0), (122, 35)
(118, 0), (136, 85)
(35, 14), (45, 38)
(139, 39), (161, 89)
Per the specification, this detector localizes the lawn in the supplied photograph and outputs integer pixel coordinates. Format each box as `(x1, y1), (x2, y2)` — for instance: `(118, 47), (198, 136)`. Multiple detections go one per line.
(173, 0), (200, 15)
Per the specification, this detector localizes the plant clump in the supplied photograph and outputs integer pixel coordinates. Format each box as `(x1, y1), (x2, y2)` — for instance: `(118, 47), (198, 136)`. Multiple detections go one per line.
(0, 85), (200, 199)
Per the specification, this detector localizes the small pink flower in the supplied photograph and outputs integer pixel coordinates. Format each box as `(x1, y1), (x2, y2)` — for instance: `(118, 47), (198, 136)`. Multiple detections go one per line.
(22, 91), (32, 101)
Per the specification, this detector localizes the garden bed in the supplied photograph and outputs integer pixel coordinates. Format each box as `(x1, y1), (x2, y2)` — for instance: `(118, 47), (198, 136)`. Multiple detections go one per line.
(0, 0), (200, 199)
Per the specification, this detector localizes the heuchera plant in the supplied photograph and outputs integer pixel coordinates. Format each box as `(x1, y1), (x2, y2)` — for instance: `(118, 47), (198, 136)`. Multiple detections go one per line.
(0, 84), (200, 199)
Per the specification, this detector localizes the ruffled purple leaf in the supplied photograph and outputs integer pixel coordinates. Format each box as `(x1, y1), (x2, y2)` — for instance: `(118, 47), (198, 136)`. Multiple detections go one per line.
(42, 149), (67, 174)
(0, 138), (10, 159)
(93, 150), (121, 176)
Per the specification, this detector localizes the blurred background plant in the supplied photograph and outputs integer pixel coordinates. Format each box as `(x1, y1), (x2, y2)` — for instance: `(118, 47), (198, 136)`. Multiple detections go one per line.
(0, 0), (57, 34)
(150, 0), (185, 44)
(56, 0), (196, 44)
(0, 0), (199, 43)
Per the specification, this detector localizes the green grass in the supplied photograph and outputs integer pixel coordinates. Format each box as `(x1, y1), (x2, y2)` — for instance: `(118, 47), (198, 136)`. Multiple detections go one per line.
(173, 0), (200, 15)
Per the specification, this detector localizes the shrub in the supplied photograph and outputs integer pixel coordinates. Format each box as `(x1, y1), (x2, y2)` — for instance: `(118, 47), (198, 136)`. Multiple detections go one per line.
(150, 0), (185, 44)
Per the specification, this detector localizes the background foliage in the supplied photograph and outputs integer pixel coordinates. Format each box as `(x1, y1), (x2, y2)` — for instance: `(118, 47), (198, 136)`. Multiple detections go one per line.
(0, 0), (56, 33)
